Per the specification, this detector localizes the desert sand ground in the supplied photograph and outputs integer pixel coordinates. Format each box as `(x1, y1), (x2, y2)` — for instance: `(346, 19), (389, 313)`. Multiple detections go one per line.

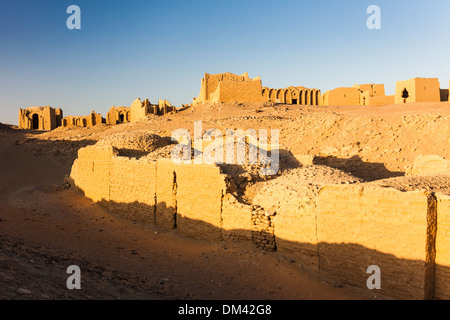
(1, 101), (450, 300)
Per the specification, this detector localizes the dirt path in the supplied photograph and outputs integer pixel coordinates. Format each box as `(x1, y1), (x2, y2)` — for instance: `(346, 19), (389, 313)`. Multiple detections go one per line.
(0, 132), (376, 300)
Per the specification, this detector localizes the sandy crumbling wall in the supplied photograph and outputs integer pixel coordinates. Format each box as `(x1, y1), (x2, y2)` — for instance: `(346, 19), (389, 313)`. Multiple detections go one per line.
(70, 146), (228, 241)
(175, 163), (227, 242)
(221, 195), (254, 242)
(322, 83), (396, 107)
(271, 198), (319, 273)
(368, 95), (395, 106)
(109, 157), (157, 225)
(316, 185), (436, 300)
(70, 145), (450, 299)
(62, 111), (103, 128)
(130, 98), (176, 122)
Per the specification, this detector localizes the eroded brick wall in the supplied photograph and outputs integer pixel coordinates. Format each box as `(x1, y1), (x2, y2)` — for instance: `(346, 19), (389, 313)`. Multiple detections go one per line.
(70, 145), (449, 299)
(70, 146), (116, 203)
(175, 163), (226, 242)
(316, 185), (435, 300)
(272, 199), (319, 273)
(155, 160), (177, 231)
(109, 157), (157, 225)
(221, 194), (253, 242)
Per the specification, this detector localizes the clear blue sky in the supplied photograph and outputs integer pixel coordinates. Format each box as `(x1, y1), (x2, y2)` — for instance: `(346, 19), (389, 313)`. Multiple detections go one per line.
(1, 0), (450, 125)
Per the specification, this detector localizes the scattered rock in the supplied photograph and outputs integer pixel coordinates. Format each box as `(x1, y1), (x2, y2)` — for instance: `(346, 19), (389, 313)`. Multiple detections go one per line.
(17, 288), (32, 296)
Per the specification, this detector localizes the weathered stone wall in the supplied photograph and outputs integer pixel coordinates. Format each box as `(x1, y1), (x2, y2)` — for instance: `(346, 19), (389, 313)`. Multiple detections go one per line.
(62, 111), (103, 128)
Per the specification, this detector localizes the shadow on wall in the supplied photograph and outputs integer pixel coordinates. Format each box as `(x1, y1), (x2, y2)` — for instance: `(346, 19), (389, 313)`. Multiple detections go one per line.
(313, 155), (405, 181)
(75, 196), (443, 300)
(440, 89), (449, 102)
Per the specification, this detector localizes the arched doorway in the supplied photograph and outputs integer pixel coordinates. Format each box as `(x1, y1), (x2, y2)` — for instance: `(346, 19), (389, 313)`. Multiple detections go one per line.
(269, 89), (276, 102)
(262, 88), (269, 100)
(291, 90), (299, 105)
(284, 90), (291, 104)
(119, 112), (125, 123)
(276, 89), (283, 103)
(32, 114), (39, 130)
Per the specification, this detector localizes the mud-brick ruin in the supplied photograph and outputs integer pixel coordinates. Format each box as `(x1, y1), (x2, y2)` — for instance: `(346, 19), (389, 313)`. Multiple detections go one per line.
(130, 98), (176, 122)
(18, 97), (176, 131)
(193, 72), (267, 104)
(190, 72), (449, 107)
(395, 78), (441, 104)
(18, 106), (63, 130)
(67, 133), (450, 300)
(106, 106), (131, 125)
(62, 111), (103, 128)
(18, 74), (450, 131)
(262, 86), (322, 105)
